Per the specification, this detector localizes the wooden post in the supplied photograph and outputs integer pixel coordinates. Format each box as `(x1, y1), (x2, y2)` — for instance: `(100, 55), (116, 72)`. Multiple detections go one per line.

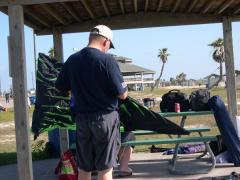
(53, 27), (69, 154)
(222, 16), (238, 127)
(8, 5), (33, 180)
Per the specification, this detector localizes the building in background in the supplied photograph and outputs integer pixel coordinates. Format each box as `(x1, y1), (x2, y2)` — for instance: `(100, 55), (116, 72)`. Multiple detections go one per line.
(112, 55), (155, 91)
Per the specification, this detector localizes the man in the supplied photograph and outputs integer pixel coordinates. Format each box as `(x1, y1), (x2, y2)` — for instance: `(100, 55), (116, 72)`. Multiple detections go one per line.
(56, 25), (128, 180)
(5, 93), (9, 103)
(118, 131), (135, 177)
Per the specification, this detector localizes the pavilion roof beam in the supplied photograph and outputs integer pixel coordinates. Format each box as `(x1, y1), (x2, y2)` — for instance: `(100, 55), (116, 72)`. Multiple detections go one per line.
(133, 0), (137, 13)
(216, 0), (235, 15)
(172, 0), (181, 13)
(24, 8), (51, 27)
(233, 5), (240, 15)
(23, 18), (43, 30)
(0, 7), (42, 30)
(119, 0), (125, 14)
(0, 0), (79, 6)
(61, 2), (81, 22)
(100, 0), (110, 16)
(201, 0), (216, 14)
(186, 0), (198, 13)
(37, 12), (231, 35)
(156, 0), (164, 12)
(145, 0), (149, 12)
(40, 4), (67, 24)
(80, 0), (95, 19)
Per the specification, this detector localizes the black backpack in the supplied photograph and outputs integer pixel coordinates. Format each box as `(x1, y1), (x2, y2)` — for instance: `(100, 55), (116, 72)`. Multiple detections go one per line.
(160, 89), (190, 112)
(189, 89), (210, 111)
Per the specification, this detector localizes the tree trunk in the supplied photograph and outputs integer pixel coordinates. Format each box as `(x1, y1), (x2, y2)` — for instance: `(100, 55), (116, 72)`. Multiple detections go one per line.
(151, 63), (165, 91)
(208, 62), (223, 90)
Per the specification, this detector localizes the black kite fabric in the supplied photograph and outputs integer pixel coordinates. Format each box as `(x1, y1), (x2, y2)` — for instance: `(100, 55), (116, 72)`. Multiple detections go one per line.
(119, 97), (189, 135)
(32, 53), (74, 138)
(31, 53), (189, 138)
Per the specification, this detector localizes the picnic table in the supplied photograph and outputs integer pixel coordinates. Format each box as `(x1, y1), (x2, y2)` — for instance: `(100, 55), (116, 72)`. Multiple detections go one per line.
(122, 111), (218, 175)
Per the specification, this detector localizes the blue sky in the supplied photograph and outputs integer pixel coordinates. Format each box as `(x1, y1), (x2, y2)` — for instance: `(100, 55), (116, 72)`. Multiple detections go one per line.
(1, 12), (240, 91)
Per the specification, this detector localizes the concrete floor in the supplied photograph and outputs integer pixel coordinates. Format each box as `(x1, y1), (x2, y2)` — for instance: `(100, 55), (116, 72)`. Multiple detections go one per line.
(0, 152), (239, 180)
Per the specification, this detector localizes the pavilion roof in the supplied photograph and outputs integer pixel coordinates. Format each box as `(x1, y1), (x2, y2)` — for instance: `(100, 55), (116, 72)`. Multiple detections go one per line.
(1, 0), (240, 35)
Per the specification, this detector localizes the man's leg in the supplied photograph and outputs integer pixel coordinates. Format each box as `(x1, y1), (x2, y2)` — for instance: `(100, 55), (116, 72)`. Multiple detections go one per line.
(78, 169), (91, 180)
(98, 168), (113, 180)
(118, 146), (132, 172)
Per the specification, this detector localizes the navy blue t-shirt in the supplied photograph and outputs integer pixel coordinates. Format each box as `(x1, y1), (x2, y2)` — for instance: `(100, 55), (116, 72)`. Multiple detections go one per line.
(56, 47), (126, 113)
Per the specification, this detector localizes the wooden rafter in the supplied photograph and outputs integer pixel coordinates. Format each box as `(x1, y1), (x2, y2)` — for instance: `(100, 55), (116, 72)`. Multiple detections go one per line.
(24, 8), (51, 27)
(61, 2), (81, 22)
(119, 0), (125, 14)
(24, 17), (43, 30)
(37, 12), (229, 35)
(172, 0), (181, 13)
(0, 0), (79, 6)
(156, 0), (164, 12)
(100, 0), (110, 16)
(40, 4), (67, 24)
(186, 0), (198, 13)
(216, 0), (235, 14)
(201, 0), (216, 14)
(145, 0), (149, 12)
(0, 6), (42, 30)
(80, 0), (95, 19)
(133, 0), (137, 13)
(233, 5), (240, 14)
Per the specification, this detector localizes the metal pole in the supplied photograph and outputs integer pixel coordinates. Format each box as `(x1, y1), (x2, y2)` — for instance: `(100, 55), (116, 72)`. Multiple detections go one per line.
(33, 30), (37, 87)
(31, 72), (34, 90)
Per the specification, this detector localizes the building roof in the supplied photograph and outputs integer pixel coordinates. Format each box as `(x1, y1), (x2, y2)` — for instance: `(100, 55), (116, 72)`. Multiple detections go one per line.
(111, 54), (132, 63)
(1, 0), (240, 35)
(117, 61), (155, 75)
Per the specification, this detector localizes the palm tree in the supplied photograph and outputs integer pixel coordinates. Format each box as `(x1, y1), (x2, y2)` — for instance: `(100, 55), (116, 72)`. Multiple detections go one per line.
(170, 77), (176, 85)
(151, 48), (170, 91)
(48, 47), (54, 59)
(208, 38), (224, 89)
(176, 72), (187, 85)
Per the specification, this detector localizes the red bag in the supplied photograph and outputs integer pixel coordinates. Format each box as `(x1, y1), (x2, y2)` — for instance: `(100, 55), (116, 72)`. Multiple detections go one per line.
(55, 150), (78, 180)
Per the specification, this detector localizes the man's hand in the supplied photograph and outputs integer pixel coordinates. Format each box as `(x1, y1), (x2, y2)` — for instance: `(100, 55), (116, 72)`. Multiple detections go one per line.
(118, 91), (128, 100)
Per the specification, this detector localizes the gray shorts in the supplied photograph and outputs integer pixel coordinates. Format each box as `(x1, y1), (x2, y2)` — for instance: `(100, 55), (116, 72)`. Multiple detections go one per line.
(75, 111), (120, 172)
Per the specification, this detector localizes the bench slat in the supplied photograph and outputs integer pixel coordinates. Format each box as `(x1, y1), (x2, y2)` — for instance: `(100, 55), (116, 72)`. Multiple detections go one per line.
(133, 127), (211, 135)
(160, 111), (213, 117)
(122, 136), (217, 146)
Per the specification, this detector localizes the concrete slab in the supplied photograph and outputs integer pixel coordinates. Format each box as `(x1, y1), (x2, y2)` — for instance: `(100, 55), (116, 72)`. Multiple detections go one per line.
(0, 153), (239, 180)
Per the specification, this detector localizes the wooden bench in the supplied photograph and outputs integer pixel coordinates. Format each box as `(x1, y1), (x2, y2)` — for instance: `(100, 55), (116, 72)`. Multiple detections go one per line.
(122, 136), (217, 175)
(121, 111), (217, 175)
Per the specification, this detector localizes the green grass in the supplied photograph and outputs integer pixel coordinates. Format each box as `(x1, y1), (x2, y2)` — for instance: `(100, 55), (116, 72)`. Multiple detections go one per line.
(0, 139), (59, 166)
(0, 109), (15, 122)
(0, 107), (34, 123)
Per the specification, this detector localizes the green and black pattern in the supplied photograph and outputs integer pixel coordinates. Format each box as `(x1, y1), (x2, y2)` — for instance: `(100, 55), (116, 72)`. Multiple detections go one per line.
(32, 53), (74, 138)
(31, 53), (189, 139)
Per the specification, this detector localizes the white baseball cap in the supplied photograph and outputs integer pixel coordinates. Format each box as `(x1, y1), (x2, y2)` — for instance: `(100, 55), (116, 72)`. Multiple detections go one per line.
(90, 25), (114, 49)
